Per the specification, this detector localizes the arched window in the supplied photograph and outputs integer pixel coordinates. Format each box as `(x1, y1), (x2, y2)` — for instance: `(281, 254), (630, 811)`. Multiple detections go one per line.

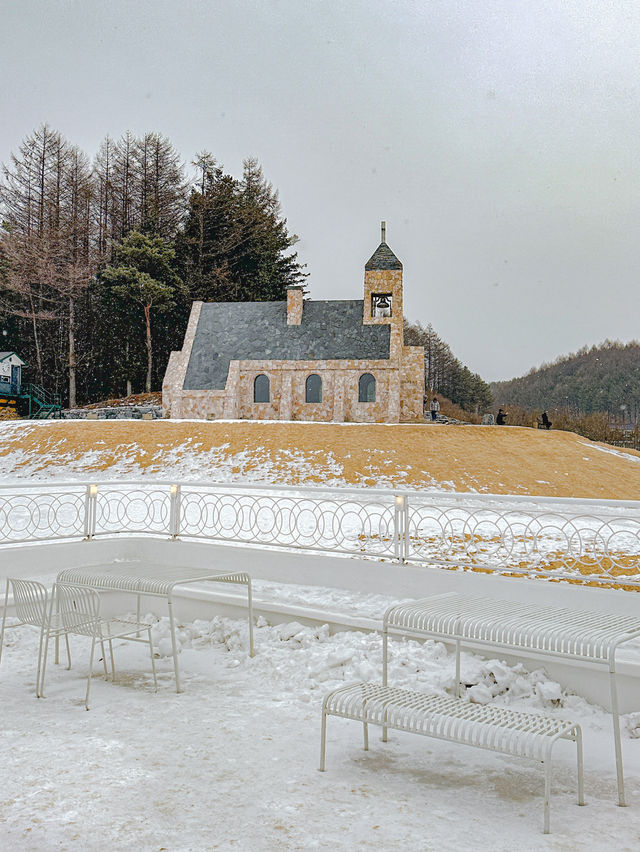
(305, 374), (322, 403)
(359, 373), (376, 403)
(254, 374), (270, 403)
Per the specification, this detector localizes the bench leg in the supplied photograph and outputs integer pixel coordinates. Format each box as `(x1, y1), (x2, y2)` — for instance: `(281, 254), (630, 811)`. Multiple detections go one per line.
(609, 667), (626, 806)
(363, 722), (369, 751)
(382, 630), (388, 741)
(247, 579), (255, 658)
(576, 727), (585, 807)
(455, 639), (461, 698)
(382, 630), (388, 687)
(319, 710), (328, 772)
(543, 759), (551, 835)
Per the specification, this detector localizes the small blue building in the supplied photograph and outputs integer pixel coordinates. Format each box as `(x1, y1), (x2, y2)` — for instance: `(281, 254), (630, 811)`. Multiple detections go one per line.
(0, 352), (25, 395)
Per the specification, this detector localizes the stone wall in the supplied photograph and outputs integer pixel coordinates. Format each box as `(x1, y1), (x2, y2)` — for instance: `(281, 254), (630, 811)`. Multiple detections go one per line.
(400, 345), (426, 421)
(162, 301), (203, 418)
(63, 405), (163, 420)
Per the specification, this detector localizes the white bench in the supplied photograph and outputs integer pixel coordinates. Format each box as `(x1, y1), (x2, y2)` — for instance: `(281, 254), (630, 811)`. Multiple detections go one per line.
(383, 592), (640, 806)
(320, 681), (584, 834)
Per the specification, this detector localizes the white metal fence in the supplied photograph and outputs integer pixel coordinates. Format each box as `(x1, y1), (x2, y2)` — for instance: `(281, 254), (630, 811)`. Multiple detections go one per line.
(0, 480), (639, 587)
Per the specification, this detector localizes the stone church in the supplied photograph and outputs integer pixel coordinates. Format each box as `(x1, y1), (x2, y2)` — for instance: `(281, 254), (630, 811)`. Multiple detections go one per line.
(162, 225), (424, 422)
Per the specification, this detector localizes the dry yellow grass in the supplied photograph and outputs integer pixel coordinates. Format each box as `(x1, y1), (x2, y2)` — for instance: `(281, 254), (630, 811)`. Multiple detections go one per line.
(0, 419), (639, 497)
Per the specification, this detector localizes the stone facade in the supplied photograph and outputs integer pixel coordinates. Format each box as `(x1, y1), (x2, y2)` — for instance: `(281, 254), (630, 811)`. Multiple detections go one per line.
(163, 231), (425, 423)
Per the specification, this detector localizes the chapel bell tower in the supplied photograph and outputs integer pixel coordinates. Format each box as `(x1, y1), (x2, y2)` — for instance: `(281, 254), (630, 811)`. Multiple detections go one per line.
(363, 221), (404, 357)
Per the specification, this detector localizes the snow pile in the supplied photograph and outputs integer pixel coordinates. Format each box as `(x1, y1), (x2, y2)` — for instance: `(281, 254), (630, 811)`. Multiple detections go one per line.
(147, 613), (602, 720)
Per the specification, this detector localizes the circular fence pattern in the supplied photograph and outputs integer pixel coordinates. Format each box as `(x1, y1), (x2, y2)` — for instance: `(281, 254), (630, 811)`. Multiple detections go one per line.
(0, 491), (85, 542)
(95, 487), (171, 534)
(407, 502), (640, 580)
(178, 489), (396, 555)
(0, 483), (638, 585)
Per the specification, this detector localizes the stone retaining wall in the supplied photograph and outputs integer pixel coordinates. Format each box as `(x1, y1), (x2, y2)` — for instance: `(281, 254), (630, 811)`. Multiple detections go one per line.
(63, 405), (163, 420)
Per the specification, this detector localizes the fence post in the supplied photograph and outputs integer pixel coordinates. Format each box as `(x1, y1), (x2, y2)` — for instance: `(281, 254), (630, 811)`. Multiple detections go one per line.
(169, 484), (181, 539)
(84, 484), (98, 540)
(403, 495), (410, 562)
(394, 494), (407, 562)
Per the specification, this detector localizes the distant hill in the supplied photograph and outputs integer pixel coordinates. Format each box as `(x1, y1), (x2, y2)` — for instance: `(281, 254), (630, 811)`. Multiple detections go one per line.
(491, 341), (640, 422)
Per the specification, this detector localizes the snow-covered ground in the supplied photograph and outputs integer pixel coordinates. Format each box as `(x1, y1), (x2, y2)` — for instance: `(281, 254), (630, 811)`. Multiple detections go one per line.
(2, 584), (640, 851)
(2, 420), (640, 849)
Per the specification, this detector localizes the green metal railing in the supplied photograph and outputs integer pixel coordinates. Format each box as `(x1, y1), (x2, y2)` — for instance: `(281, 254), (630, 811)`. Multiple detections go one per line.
(21, 383), (62, 419)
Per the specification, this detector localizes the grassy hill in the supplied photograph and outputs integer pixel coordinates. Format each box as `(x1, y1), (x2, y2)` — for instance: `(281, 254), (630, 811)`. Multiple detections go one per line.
(0, 419), (639, 499)
(491, 341), (640, 420)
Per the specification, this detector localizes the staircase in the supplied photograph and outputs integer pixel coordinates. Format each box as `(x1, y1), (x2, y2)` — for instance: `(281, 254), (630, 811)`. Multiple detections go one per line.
(22, 384), (62, 419)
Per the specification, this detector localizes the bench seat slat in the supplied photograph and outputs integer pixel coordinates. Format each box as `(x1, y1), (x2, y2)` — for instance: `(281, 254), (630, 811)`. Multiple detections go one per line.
(324, 682), (579, 761)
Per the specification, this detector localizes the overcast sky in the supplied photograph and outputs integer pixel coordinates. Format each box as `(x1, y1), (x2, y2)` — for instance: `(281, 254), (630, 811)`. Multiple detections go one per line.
(1, 0), (639, 381)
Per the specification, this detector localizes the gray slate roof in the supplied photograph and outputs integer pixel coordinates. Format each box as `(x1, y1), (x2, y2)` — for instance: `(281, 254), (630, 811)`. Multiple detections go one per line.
(365, 242), (403, 271)
(184, 300), (391, 390)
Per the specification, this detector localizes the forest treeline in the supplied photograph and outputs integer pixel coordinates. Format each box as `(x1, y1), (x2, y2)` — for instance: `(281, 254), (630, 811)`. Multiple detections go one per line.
(491, 341), (640, 424)
(404, 319), (493, 415)
(0, 124), (493, 414)
(0, 125), (306, 406)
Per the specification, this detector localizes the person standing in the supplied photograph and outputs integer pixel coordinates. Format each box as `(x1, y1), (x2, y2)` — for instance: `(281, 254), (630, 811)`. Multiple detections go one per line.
(541, 411), (552, 429)
(496, 408), (507, 425)
(430, 396), (440, 422)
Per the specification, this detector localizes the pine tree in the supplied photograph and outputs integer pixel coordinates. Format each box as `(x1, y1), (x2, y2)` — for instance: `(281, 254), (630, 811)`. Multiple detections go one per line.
(177, 154), (306, 303)
(99, 231), (183, 392)
(404, 318), (492, 414)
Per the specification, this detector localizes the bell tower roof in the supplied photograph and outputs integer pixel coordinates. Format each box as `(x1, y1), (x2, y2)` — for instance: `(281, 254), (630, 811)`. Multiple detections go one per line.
(365, 221), (403, 271)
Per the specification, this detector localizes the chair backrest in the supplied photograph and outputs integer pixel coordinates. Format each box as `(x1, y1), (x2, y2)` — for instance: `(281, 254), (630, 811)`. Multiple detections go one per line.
(8, 578), (48, 628)
(55, 584), (101, 637)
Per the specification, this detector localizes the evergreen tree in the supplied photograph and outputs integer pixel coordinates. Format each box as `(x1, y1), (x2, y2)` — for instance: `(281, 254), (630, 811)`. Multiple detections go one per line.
(177, 153), (306, 303)
(100, 231), (183, 392)
(404, 318), (493, 414)
(1, 127), (305, 404)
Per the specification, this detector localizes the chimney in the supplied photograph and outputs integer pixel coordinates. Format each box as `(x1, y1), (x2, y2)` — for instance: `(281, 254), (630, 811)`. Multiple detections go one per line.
(287, 285), (304, 325)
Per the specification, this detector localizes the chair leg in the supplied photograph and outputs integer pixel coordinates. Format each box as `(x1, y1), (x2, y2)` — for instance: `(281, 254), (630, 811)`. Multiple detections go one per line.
(85, 636), (97, 710)
(40, 634), (51, 698)
(147, 627), (158, 691)
(108, 639), (115, 681)
(0, 580), (9, 665)
(64, 632), (71, 670)
(35, 622), (47, 698)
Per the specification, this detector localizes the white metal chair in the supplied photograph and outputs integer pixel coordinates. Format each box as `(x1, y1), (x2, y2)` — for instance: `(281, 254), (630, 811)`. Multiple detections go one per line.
(0, 578), (71, 697)
(42, 583), (158, 710)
